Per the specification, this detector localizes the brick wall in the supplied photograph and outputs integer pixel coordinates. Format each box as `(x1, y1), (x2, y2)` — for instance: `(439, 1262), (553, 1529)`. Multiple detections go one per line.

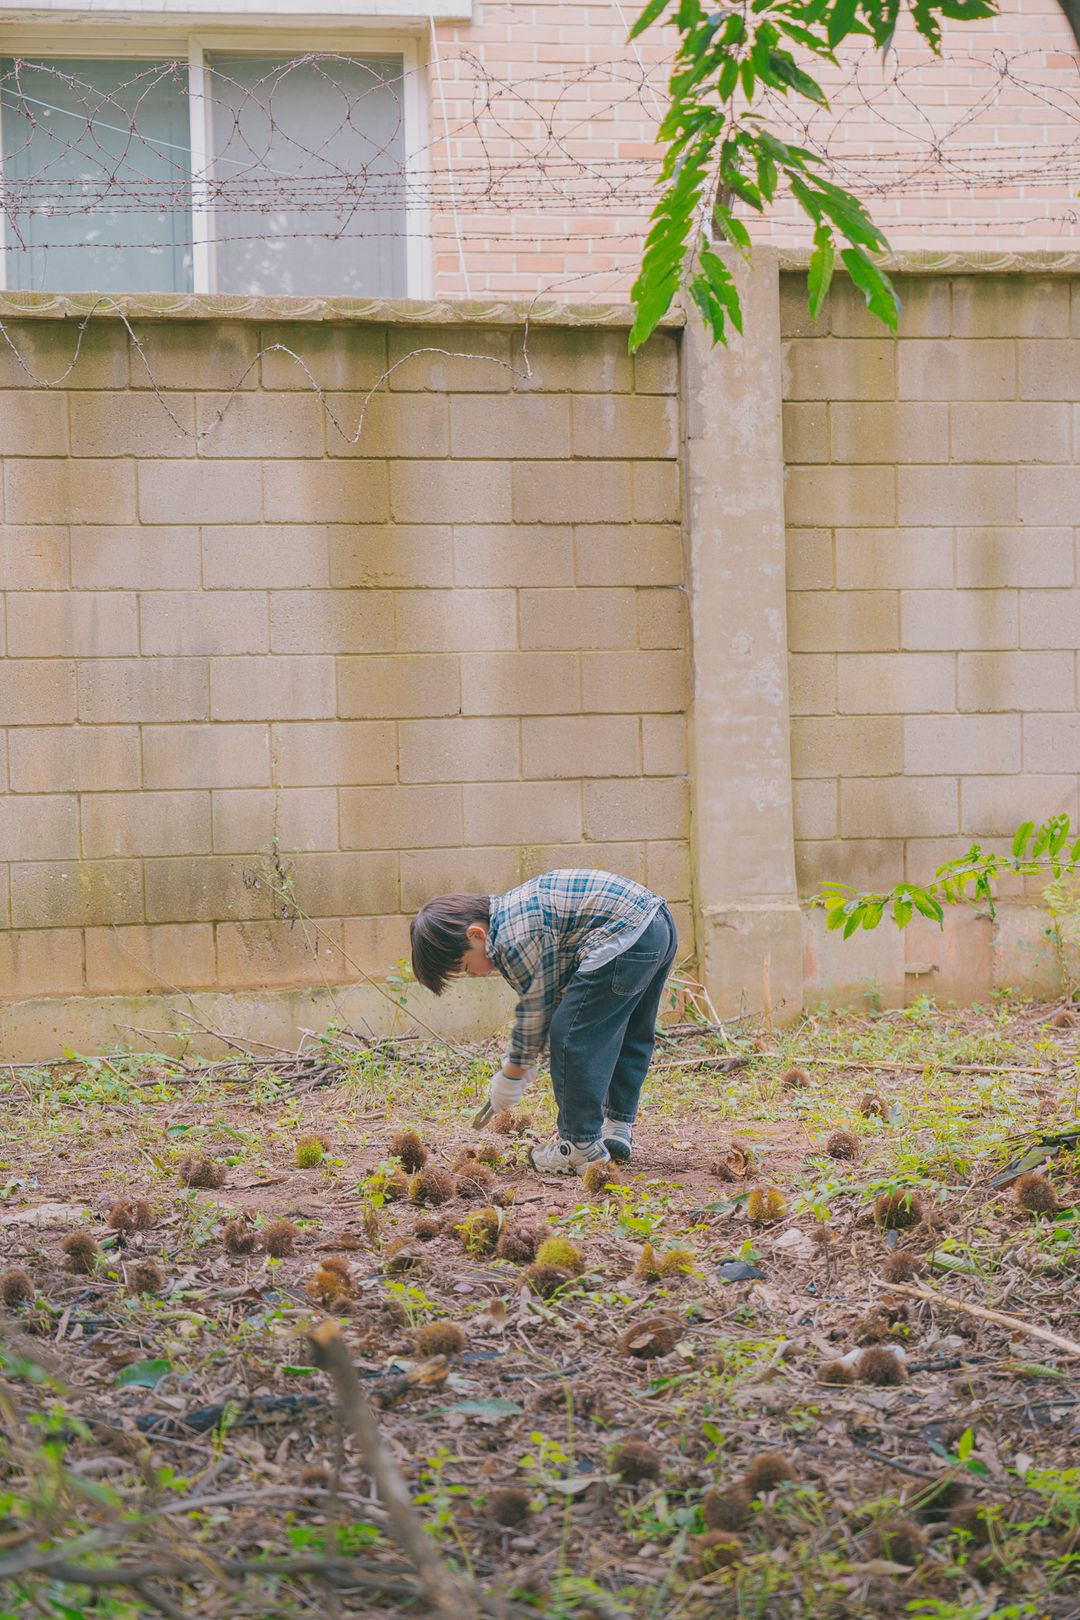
(0, 314), (690, 1017)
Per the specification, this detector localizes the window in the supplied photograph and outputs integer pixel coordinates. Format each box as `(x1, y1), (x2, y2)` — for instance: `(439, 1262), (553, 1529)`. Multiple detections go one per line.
(0, 48), (413, 296)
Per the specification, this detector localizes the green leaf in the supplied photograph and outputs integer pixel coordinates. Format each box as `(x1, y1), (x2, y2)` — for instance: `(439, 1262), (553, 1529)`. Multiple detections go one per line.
(827, 0), (861, 48)
(840, 247), (900, 330)
(116, 1358), (172, 1389)
(807, 225), (834, 320)
(911, 890), (945, 925)
(445, 1398), (523, 1418)
(956, 1426), (974, 1461)
(1012, 819), (1035, 858)
(629, 0), (672, 41)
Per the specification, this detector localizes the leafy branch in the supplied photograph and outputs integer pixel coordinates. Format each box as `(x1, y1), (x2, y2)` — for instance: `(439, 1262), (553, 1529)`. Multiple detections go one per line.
(628, 0), (996, 351)
(814, 815), (1080, 937)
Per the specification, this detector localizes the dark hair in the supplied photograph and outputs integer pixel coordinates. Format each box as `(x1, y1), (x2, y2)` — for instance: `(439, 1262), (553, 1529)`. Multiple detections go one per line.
(410, 893), (491, 995)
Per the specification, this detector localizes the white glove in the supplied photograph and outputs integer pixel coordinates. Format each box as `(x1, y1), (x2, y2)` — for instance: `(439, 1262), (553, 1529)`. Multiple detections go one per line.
(488, 1064), (534, 1114)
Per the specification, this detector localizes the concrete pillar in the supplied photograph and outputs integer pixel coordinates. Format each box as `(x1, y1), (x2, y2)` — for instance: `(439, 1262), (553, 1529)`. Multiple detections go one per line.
(682, 246), (803, 1021)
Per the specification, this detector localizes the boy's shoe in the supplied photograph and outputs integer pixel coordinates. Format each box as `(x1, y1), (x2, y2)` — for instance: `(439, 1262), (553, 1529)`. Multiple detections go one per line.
(529, 1137), (610, 1175)
(602, 1118), (633, 1163)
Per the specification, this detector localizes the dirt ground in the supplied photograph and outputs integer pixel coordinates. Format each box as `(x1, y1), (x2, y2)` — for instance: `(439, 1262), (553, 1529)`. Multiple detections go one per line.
(1, 998), (1078, 1620)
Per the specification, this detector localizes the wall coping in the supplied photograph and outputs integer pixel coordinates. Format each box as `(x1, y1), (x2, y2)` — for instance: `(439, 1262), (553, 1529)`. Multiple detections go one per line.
(0, 292), (684, 327)
(777, 249), (1080, 276)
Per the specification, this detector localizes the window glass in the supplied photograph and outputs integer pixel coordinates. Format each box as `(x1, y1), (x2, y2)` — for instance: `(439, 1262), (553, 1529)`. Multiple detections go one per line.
(1, 58), (193, 293)
(207, 54), (407, 297)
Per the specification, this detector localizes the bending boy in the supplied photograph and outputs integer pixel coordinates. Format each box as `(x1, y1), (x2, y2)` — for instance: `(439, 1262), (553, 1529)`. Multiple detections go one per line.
(410, 869), (677, 1174)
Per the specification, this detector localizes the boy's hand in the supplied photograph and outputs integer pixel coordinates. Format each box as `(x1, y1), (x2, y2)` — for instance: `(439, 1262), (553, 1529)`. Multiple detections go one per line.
(488, 1064), (533, 1114)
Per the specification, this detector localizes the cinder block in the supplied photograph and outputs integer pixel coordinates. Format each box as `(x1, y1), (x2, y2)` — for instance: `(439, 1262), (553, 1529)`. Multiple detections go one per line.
(951, 402), (1069, 464)
(522, 843), (648, 885)
(400, 847), (521, 910)
(642, 713), (687, 775)
(780, 272), (830, 338)
(396, 589), (517, 652)
(0, 526), (69, 590)
(0, 660), (76, 725)
(84, 923), (216, 994)
(583, 777), (688, 841)
(645, 839), (691, 900)
(788, 590), (898, 653)
(515, 329), (633, 394)
(140, 592), (269, 656)
(962, 772), (1077, 835)
(271, 720), (397, 786)
(11, 859), (144, 927)
(956, 527), (1073, 589)
(286, 851), (397, 917)
(78, 658), (208, 723)
(522, 715), (639, 778)
(399, 718), (519, 782)
(0, 391), (67, 456)
(327, 392), (449, 459)
(1018, 340), (1080, 400)
(211, 787), (339, 854)
(210, 656), (335, 721)
(1023, 713), (1080, 772)
(454, 524), (573, 587)
(841, 776), (959, 838)
(1017, 468), (1080, 526)
(952, 277), (1069, 338)
(793, 777), (838, 841)
(270, 590), (394, 655)
(144, 856), (274, 923)
(899, 339), (1015, 400)
(634, 332), (679, 394)
(513, 461), (631, 523)
(831, 401), (949, 463)
(390, 460), (511, 525)
(338, 653), (460, 718)
(574, 524), (683, 587)
(131, 321), (259, 391)
(959, 650), (1073, 713)
(788, 653), (836, 715)
(453, 395), (570, 459)
(571, 395), (678, 459)
(9, 725), (140, 791)
(461, 652), (580, 715)
(834, 275), (950, 338)
(7, 460), (136, 525)
(787, 529), (834, 591)
(81, 791), (211, 857)
(901, 589), (1017, 651)
(196, 393), (324, 458)
(0, 795), (78, 860)
(0, 928), (83, 998)
(388, 327), (512, 391)
(790, 716), (903, 778)
(836, 652), (955, 714)
(462, 780), (583, 845)
(72, 526), (200, 590)
(1019, 589), (1080, 649)
(834, 529), (953, 590)
(7, 592), (137, 657)
(782, 402), (828, 464)
(785, 465), (896, 527)
(633, 462), (680, 522)
(638, 587), (687, 650)
(142, 723), (269, 789)
(582, 651), (685, 713)
(340, 784), (463, 850)
(259, 323), (387, 390)
(783, 338), (895, 401)
(0, 320), (127, 390)
(520, 587), (636, 651)
(795, 839), (904, 899)
(69, 392), (193, 457)
(139, 461), (261, 524)
(898, 465), (1015, 527)
(341, 913), (412, 976)
(330, 524), (454, 588)
(904, 714), (1020, 775)
(203, 525), (329, 589)
(264, 461), (388, 524)
(215, 918), (347, 989)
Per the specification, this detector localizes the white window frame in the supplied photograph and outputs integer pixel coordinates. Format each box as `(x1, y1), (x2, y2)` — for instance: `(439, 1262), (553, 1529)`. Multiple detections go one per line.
(0, 26), (429, 297)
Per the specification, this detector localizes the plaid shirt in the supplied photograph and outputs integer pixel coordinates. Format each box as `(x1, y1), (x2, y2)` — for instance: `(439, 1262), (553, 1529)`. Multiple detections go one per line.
(487, 869), (663, 1063)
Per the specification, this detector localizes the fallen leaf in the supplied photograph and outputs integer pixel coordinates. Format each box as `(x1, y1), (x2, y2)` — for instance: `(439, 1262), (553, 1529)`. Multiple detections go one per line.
(0, 1201), (90, 1227)
(116, 1358), (172, 1389)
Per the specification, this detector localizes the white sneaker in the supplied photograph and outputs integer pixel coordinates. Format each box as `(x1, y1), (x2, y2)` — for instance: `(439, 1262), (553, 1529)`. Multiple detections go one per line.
(529, 1137), (610, 1175)
(602, 1118), (633, 1163)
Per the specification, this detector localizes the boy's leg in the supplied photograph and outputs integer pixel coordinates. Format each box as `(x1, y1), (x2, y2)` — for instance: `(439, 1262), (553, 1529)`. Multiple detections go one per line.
(547, 961), (640, 1147)
(603, 908), (678, 1137)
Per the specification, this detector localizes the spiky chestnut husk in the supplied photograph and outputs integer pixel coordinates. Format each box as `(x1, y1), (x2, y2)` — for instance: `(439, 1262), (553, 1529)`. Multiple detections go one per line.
(534, 1236), (585, 1275)
(457, 1164), (496, 1201)
(295, 1136), (327, 1168)
(490, 1110), (514, 1135)
(909, 1478), (969, 1522)
(457, 1208), (501, 1255)
(882, 1250), (925, 1284)
(512, 1112), (533, 1131)
(384, 1239), (425, 1274)
(781, 1067), (810, 1091)
(874, 1190), (924, 1230)
(617, 1314), (682, 1360)
(451, 1145), (480, 1172)
(522, 1262), (572, 1299)
(689, 1530), (743, 1574)
(408, 1166), (456, 1206)
(826, 1130), (860, 1161)
(857, 1346), (907, 1386)
(262, 1219), (298, 1258)
(1051, 1006), (1077, 1028)
(62, 1232), (98, 1274)
(476, 1143), (503, 1168)
(948, 1503), (990, 1543)
(223, 1220), (259, 1256)
(129, 1260), (163, 1295)
(130, 1200), (155, 1231)
(656, 1247), (695, 1278)
(609, 1439), (661, 1484)
(582, 1160), (622, 1196)
(746, 1186), (786, 1225)
(306, 1265), (351, 1307)
(108, 1201), (136, 1235)
(634, 1241), (662, 1282)
(415, 1320), (466, 1357)
(817, 1359), (855, 1385)
(873, 1519), (925, 1564)
(413, 1216), (442, 1242)
(0, 1269), (34, 1307)
(298, 1463), (331, 1489)
(389, 1131), (428, 1174)
(178, 1156), (227, 1190)
(1015, 1172), (1060, 1216)
(488, 1486), (531, 1526)
(496, 1225), (540, 1264)
(319, 1256), (351, 1278)
(742, 1451), (797, 1496)
(713, 1141), (756, 1182)
(702, 1486), (751, 1531)
(860, 1092), (888, 1119)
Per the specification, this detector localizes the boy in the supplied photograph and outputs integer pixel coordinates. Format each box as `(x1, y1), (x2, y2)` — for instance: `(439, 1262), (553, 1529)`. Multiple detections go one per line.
(409, 869), (677, 1173)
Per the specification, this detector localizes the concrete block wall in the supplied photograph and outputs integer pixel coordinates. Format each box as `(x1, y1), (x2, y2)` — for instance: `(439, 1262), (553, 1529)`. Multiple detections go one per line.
(0, 313), (690, 1044)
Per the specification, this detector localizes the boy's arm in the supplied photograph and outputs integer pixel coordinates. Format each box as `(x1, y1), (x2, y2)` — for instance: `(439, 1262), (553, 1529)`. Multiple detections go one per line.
(503, 935), (555, 1066)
